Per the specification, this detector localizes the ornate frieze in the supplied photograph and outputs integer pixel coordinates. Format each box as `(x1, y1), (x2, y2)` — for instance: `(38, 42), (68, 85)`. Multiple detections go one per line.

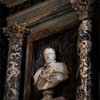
(3, 23), (29, 100)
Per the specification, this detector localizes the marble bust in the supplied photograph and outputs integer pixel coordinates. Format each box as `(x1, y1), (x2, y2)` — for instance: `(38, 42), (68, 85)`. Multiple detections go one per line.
(33, 48), (69, 100)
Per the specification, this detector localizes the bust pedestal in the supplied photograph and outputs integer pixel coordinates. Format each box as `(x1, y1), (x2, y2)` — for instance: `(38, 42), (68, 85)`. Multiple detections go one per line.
(42, 90), (53, 100)
(41, 90), (66, 100)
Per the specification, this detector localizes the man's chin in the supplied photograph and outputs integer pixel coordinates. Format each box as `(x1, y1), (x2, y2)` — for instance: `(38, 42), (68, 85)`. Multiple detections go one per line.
(46, 61), (52, 64)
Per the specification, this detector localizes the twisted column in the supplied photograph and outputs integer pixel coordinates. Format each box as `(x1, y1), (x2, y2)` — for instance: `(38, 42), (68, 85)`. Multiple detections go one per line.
(3, 23), (29, 100)
(70, 0), (93, 100)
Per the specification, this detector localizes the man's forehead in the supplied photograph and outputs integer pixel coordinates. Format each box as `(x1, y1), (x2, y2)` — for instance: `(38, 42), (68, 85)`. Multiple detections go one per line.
(44, 48), (55, 53)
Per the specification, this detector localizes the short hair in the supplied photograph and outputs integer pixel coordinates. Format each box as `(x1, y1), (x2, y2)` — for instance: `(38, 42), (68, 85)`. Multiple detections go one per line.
(43, 48), (55, 54)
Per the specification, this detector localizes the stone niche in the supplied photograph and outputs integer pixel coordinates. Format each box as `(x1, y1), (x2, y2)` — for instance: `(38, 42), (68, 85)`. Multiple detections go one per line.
(22, 1), (79, 99)
(30, 29), (79, 100)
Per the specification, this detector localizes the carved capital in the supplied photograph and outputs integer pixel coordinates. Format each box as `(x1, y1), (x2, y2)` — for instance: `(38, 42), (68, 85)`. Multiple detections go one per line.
(70, 0), (88, 20)
(4, 23), (30, 45)
(7, 23), (29, 39)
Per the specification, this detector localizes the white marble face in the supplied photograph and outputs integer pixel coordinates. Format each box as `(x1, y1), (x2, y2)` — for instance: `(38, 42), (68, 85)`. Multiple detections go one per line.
(43, 48), (56, 64)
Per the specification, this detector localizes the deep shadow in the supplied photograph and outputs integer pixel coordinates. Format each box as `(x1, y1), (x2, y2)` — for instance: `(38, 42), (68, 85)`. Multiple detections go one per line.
(0, 2), (8, 100)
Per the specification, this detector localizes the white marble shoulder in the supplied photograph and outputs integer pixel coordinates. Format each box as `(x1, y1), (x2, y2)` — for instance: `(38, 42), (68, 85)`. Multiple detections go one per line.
(52, 62), (68, 74)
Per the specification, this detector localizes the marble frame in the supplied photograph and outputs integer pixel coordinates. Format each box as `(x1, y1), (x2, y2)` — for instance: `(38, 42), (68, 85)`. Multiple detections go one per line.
(23, 17), (79, 100)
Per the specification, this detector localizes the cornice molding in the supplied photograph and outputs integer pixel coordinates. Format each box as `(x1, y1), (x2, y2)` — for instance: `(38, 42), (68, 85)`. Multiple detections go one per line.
(0, 0), (26, 7)
(5, 0), (79, 41)
(6, 0), (75, 26)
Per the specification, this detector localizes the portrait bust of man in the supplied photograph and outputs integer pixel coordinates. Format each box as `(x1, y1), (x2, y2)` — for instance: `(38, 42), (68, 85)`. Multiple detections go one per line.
(33, 48), (69, 100)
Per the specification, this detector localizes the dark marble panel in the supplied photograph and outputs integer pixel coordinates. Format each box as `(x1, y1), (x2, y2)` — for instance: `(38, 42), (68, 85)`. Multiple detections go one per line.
(0, 29), (8, 100)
